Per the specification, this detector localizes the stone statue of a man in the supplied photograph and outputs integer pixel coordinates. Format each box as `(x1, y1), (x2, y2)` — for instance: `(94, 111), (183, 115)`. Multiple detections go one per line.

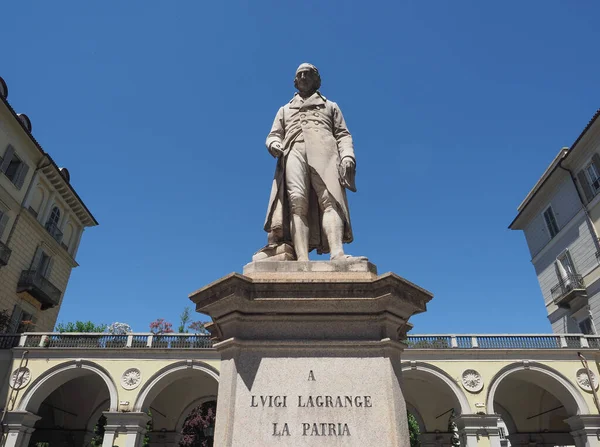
(255, 63), (365, 262)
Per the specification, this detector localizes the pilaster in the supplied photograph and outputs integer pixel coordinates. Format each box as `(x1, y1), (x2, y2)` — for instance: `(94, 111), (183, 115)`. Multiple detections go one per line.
(454, 414), (501, 447)
(1, 411), (41, 447)
(566, 415), (600, 447)
(102, 411), (150, 447)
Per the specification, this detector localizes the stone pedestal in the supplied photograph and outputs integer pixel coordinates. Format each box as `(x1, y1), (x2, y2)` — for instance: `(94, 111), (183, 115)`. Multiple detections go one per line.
(189, 260), (432, 447)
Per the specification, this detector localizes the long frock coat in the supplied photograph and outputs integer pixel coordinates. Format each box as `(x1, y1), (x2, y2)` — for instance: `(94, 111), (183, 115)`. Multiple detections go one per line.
(264, 91), (355, 254)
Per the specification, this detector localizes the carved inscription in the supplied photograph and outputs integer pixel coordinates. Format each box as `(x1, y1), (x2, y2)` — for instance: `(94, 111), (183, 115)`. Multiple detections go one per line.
(250, 371), (372, 437)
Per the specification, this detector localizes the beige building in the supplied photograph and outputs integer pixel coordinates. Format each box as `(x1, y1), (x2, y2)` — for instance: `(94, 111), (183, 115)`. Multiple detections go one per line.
(0, 75), (97, 334)
(510, 109), (600, 334)
(1, 333), (599, 447)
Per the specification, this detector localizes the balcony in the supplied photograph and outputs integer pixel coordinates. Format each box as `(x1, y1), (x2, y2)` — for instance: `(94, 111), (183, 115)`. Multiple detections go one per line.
(45, 221), (63, 244)
(0, 239), (11, 266)
(551, 274), (586, 308)
(17, 270), (62, 310)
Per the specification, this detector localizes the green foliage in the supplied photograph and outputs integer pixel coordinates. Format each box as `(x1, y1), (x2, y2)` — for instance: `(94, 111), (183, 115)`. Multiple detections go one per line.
(179, 307), (191, 333)
(55, 321), (108, 333)
(89, 414), (106, 447)
(407, 411), (420, 447)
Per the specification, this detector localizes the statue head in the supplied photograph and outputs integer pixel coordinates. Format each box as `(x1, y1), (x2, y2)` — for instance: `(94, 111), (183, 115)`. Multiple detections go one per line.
(294, 63), (321, 94)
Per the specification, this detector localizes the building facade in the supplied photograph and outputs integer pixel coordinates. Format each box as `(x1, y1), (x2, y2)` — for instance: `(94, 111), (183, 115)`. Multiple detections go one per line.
(1, 333), (600, 447)
(510, 109), (600, 334)
(0, 75), (97, 334)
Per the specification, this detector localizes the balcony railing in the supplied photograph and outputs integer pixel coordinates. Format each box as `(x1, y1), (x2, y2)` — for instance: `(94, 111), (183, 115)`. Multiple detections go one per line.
(0, 239), (11, 266)
(8, 332), (214, 349)
(17, 270), (62, 310)
(550, 274), (586, 306)
(1, 333), (599, 350)
(404, 334), (598, 349)
(45, 221), (63, 244)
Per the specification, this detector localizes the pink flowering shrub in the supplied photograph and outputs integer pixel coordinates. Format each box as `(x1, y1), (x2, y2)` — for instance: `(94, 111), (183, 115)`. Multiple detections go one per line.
(149, 318), (174, 335)
(188, 321), (209, 335)
(179, 401), (216, 447)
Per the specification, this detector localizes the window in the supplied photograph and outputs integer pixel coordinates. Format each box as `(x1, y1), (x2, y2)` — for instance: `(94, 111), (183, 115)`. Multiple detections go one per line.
(556, 251), (576, 280)
(45, 206), (63, 243)
(579, 317), (595, 335)
(586, 162), (600, 194)
(31, 246), (53, 279)
(8, 304), (36, 333)
(46, 206), (60, 228)
(543, 206), (559, 238)
(0, 145), (29, 189)
(578, 154), (600, 203)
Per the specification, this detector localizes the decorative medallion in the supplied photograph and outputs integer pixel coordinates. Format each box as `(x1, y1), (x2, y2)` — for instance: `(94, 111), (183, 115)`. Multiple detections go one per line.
(121, 368), (142, 390)
(10, 367), (31, 389)
(461, 369), (484, 393)
(576, 368), (598, 392)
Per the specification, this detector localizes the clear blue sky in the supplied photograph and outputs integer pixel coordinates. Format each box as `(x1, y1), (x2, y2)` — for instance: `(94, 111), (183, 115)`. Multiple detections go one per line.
(2, 1), (599, 333)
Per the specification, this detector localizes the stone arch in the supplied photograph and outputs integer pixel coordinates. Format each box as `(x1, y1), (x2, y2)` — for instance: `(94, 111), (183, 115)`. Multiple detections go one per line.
(18, 359), (119, 412)
(175, 394), (218, 433)
(485, 361), (589, 416)
(402, 361), (472, 415)
(134, 361), (219, 413)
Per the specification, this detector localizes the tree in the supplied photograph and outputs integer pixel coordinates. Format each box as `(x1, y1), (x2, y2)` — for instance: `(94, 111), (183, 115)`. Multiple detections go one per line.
(55, 321), (108, 332)
(179, 307), (191, 333)
(407, 411), (420, 447)
(149, 318), (174, 334)
(179, 401), (216, 447)
(107, 322), (132, 335)
(188, 321), (209, 335)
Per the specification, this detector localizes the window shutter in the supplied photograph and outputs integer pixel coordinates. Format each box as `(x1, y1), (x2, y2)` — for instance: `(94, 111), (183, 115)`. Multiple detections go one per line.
(30, 246), (43, 272)
(8, 305), (22, 333)
(577, 170), (594, 203)
(14, 162), (29, 190)
(593, 154), (600, 173)
(0, 145), (14, 173)
(44, 257), (54, 278)
(0, 211), (8, 239)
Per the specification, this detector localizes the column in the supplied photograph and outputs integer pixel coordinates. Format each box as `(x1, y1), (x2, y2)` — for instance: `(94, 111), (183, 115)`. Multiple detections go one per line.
(2, 411), (41, 447)
(103, 412), (150, 447)
(566, 415), (600, 447)
(147, 431), (182, 446)
(454, 414), (502, 447)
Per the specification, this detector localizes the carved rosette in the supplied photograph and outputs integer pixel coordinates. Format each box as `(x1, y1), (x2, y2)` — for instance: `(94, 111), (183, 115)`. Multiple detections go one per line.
(10, 367), (31, 389)
(461, 369), (484, 393)
(576, 368), (599, 392)
(121, 368), (142, 390)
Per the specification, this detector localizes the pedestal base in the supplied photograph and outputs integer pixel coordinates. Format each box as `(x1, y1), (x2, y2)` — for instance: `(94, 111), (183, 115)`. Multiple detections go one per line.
(189, 261), (432, 447)
(216, 340), (407, 446)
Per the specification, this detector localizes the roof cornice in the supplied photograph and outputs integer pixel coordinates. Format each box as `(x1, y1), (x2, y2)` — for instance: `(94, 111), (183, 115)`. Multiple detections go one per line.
(0, 93), (98, 226)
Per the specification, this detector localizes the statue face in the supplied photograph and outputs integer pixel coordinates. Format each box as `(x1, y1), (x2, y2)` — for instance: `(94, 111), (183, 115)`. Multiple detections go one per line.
(295, 69), (319, 93)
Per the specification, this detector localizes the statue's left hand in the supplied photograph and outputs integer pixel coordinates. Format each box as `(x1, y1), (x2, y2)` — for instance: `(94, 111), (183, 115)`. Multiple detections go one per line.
(339, 157), (357, 192)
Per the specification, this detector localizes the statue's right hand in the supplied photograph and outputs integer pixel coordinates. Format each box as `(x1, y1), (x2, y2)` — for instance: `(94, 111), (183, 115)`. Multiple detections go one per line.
(269, 143), (284, 158)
